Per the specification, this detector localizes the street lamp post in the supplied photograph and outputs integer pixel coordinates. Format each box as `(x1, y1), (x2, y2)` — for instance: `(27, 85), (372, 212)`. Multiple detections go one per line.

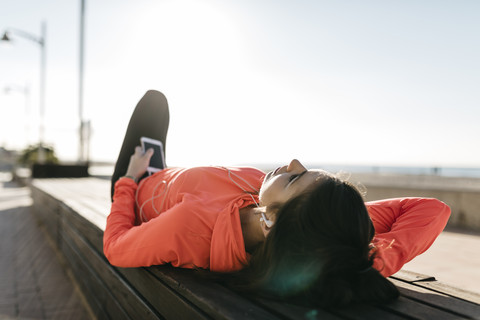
(1, 21), (47, 163)
(79, 0), (87, 164)
(3, 84), (31, 145)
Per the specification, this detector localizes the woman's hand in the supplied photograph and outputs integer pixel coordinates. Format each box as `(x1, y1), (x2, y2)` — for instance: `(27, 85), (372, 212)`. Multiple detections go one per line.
(125, 146), (154, 181)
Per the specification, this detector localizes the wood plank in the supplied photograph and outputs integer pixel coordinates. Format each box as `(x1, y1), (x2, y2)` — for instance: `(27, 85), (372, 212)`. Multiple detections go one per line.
(253, 298), (342, 320)
(148, 267), (281, 320)
(34, 177), (110, 204)
(116, 268), (212, 320)
(331, 303), (407, 320)
(60, 203), (104, 253)
(60, 197), (107, 231)
(415, 281), (480, 306)
(380, 296), (468, 320)
(391, 270), (436, 283)
(392, 270), (480, 305)
(390, 278), (480, 319)
(32, 178), (108, 230)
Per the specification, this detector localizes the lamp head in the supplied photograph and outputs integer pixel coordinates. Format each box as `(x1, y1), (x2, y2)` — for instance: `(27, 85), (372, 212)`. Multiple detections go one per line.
(1, 32), (11, 42)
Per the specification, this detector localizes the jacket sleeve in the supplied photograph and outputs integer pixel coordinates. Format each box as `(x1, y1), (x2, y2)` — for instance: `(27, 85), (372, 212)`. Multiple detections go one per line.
(103, 178), (211, 268)
(366, 197), (451, 277)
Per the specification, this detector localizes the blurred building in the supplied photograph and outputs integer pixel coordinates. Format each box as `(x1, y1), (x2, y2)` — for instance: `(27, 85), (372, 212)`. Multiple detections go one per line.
(0, 146), (18, 171)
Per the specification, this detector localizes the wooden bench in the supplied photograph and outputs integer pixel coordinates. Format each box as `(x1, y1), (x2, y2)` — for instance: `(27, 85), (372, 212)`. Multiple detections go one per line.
(30, 177), (480, 319)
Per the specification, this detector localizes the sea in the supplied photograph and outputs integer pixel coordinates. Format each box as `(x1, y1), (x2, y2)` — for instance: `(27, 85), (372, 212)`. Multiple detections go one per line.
(88, 163), (480, 179)
(319, 165), (480, 179)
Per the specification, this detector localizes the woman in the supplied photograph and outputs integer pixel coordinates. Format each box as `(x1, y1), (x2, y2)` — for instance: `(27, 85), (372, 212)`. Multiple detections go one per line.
(104, 90), (451, 307)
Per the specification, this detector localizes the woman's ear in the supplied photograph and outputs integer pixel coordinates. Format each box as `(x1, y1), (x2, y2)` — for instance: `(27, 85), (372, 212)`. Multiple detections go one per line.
(260, 219), (272, 237)
(260, 207), (276, 237)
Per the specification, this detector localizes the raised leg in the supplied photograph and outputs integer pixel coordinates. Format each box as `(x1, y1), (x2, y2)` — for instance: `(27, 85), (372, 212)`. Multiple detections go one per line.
(111, 90), (170, 199)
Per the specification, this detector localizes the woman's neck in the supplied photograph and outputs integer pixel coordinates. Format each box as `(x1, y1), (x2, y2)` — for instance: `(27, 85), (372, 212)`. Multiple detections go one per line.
(239, 205), (266, 253)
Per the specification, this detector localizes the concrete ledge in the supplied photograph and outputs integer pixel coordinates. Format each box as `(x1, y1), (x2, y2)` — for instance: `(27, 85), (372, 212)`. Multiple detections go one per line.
(351, 173), (480, 231)
(351, 173), (480, 192)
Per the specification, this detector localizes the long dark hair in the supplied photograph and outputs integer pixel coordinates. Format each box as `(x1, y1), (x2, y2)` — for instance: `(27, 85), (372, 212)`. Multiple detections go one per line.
(216, 175), (399, 307)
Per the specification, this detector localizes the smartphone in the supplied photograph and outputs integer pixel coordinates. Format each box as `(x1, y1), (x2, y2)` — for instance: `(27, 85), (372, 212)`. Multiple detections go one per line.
(140, 136), (166, 175)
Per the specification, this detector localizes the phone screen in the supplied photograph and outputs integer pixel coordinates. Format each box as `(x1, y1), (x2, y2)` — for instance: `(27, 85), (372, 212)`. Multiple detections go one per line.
(143, 141), (165, 170)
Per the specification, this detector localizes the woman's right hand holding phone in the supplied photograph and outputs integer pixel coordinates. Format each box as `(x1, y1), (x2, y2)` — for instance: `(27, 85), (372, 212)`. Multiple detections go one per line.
(125, 146), (154, 181)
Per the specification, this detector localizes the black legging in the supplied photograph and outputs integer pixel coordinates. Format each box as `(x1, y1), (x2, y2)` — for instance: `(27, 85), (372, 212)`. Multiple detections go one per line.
(110, 90), (170, 200)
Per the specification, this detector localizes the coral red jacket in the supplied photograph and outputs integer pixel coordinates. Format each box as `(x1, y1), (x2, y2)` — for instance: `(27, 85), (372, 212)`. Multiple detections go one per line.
(103, 167), (450, 276)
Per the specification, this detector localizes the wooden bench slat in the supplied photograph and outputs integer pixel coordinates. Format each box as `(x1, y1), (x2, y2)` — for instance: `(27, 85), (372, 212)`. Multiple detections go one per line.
(33, 179), (109, 230)
(116, 267), (213, 320)
(384, 295), (471, 320)
(61, 201), (104, 253)
(414, 281), (480, 306)
(252, 298), (342, 320)
(391, 271), (480, 305)
(390, 278), (480, 319)
(148, 267), (282, 319)
(392, 270), (436, 283)
(332, 303), (407, 320)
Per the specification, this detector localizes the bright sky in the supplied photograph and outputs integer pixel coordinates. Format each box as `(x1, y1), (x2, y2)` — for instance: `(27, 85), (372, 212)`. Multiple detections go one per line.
(1, 0), (479, 168)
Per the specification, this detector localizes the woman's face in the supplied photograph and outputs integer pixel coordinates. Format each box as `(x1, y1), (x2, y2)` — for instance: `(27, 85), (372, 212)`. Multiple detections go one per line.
(259, 159), (330, 208)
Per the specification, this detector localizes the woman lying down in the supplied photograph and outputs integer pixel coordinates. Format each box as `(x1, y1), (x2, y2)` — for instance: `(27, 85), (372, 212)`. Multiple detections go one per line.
(104, 90), (450, 307)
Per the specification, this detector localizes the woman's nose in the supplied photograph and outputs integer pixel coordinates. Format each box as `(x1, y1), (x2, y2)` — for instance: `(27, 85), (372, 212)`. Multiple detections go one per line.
(287, 159), (306, 173)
